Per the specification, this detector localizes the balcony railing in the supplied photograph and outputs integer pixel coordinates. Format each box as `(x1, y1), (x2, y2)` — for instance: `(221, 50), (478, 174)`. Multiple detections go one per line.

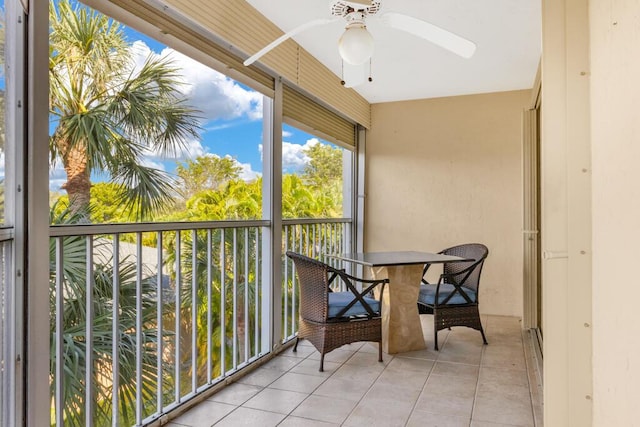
(1, 227), (15, 427)
(49, 218), (351, 426)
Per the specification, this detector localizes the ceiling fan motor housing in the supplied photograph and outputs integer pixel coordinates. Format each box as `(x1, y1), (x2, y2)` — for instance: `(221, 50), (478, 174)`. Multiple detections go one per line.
(330, 0), (381, 18)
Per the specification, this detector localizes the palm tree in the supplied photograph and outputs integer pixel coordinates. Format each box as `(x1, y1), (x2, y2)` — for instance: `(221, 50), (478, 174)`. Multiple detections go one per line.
(50, 204), (163, 425)
(49, 0), (201, 218)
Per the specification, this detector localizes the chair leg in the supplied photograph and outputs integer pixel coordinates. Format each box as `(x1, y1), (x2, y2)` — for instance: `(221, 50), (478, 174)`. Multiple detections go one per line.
(293, 336), (300, 353)
(434, 319), (440, 351)
(480, 326), (488, 345)
(378, 341), (383, 363)
(319, 353), (325, 372)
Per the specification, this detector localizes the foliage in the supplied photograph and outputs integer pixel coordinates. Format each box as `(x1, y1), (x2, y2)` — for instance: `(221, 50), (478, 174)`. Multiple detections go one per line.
(51, 183), (145, 224)
(176, 155), (242, 201)
(302, 142), (343, 189)
(49, 203), (162, 425)
(48, 0), (201, 218)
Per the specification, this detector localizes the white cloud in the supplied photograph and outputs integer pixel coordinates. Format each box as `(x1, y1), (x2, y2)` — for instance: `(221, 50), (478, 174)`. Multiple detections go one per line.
(238, 162), (261, 182)
(139, 158), (166, 171)
(143, 138), (206, 161)
(282, 130), (293, 138)
(49, 161), (67, 191)
(281, 138), (320, 171)
(129, 41), (263, 123)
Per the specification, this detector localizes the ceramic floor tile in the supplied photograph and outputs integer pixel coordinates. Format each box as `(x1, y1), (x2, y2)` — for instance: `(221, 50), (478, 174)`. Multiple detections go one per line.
(473, 381), (534, 426)
(485, 316), (523, 330)
(261, 355), (302, 371)
(414, 373), (477, 417)
(471, 421), (524, 427)
(339, 342), (365, 351)
(313, 377), (373, 402)
(393, 346), (440, 361)
(281, 343), (317, 358)
(479, 366), (529, 388)
(290, 358), (342, 377)
(406, 410), (471, 427)
(357, 342), (383, 354)
(308, 349), (357, 364)
(386, 355), (435, 373)
(481, 346), (526, 370)
(171, 400), (236, 427)
(236, 367), (284, 387)
(432, 361), (480, 379)
(364, 382), (422, 404)
(268, 371), (327, 393)
(207, 382), (263, 406)
(279, 416), (340, 426)
(374, 365), (429, 390)
(331, 363), (384, 386)
(437, 340), (484, 365)
(343, 395), (415, 427)
(166, 315), (537, 427)
(344, 350), (391, 367)
(242, 387), (308, 414)
(291, 394), (358, 424)
(214, 407), (286, 426)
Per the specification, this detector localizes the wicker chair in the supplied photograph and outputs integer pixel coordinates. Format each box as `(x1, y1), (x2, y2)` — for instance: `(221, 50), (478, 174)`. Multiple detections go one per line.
(417, 243), (489, 350)
(286, 251), (388, 371)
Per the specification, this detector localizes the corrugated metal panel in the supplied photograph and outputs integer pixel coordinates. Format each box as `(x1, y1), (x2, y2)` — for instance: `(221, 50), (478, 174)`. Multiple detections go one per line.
(164, 0), (299, 84)
(283, 85), (356, 148)
(162, 0), (371, 128)
(298, 50), (371, 129)
(107, 0), (371, 128)
(108, 0), (275, 91)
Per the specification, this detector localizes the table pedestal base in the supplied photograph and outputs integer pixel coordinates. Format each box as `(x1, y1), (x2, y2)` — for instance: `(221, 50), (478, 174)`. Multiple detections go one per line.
(373, 264), (426, 354)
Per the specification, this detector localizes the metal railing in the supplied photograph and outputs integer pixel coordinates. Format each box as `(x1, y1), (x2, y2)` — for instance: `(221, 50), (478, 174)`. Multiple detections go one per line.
(281, 219), (352, 341)
(0, 228), (14, 427)
(49, 217), (351, 426)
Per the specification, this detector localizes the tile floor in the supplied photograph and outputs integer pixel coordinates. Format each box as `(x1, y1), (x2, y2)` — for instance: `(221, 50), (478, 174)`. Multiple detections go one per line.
(169, 315), (541, 427)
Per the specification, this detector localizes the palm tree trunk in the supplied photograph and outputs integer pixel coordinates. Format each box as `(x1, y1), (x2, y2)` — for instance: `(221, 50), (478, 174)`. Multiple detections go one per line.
(61, 141), (92, 214)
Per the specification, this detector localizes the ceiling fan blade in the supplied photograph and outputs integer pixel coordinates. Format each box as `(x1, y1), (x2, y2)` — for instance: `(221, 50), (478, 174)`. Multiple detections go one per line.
(342, 62), (367, 88)
(244, 17), (338, 66)
(380, 12), (476, 59)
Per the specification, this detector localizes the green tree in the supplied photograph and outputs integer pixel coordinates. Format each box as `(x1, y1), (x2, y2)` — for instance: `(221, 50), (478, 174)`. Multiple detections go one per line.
(300, 142), (343, 217)
(49, 0), (201, 218)
(302, 142), (343, 189)
(282, 174), (320, 218)
(176, 155), (243, 201)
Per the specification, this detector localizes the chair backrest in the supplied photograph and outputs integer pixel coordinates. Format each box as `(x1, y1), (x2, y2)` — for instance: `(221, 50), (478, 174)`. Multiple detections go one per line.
(286, 251), (331, 323)
(441, 243), (489, 294)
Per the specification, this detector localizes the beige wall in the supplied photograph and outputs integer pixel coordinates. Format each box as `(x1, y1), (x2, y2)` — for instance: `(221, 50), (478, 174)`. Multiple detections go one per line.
(590, 1), (640, 424)
(366, 90), (530, 317)
(541, 0), (593, 425)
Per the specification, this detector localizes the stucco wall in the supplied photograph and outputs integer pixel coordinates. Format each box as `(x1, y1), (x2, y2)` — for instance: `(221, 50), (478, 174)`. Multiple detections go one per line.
(590, 1), (640, 424)
(365, 90), (530, 317)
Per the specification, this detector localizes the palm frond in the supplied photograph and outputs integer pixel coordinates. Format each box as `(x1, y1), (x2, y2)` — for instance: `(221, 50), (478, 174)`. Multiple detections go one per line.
(112, 161), (178, 220)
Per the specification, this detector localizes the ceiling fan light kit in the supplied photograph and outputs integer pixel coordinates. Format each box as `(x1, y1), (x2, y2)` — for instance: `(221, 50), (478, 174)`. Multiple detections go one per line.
(338, 20), (374, 65)
(243, 0), (476, 88)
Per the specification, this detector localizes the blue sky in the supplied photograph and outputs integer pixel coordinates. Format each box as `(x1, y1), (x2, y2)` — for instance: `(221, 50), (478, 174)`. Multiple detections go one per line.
(47, 1), (336, 191)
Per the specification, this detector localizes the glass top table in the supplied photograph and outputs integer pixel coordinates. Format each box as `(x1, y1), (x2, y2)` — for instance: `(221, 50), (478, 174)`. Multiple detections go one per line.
(329, 251), (472, 354)
(332, 251), (472, 267)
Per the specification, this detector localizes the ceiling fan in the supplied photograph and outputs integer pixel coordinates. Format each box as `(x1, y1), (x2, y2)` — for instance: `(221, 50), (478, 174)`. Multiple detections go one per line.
(243, 0), (476, 87)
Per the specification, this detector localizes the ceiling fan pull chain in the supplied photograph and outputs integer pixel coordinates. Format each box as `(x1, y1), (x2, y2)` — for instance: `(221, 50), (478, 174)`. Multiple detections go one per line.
(368, 58), (373, 83)
(340, 59), (346, 86)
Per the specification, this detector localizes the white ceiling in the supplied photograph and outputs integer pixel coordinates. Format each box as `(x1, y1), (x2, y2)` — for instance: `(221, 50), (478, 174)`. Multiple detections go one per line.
(245, 0), (542, 104)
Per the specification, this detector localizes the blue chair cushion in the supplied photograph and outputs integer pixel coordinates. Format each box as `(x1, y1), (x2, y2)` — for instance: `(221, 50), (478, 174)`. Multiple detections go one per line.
(328, 292), (380, 318)
(418, 283), (476, 306)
